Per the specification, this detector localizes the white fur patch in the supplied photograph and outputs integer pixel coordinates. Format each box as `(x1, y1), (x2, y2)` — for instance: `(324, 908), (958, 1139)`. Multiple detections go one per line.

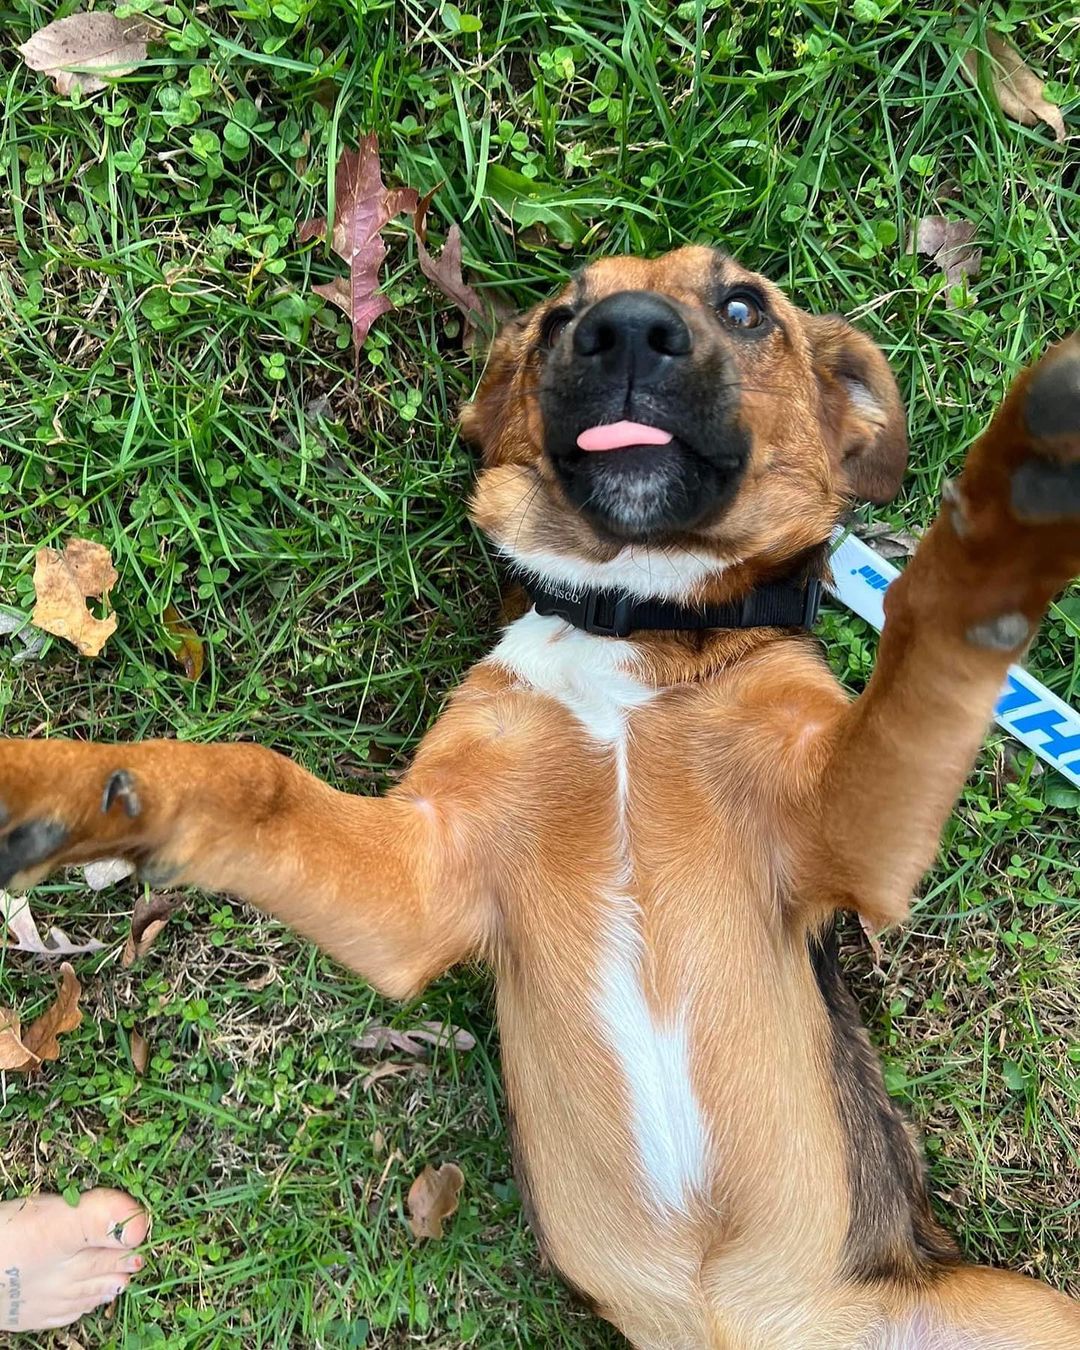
(495, 538), (734, 602)
(596, 900), (710, 1212)
(875, 1314), (1013, 1350)
(489, 610), (709, 1212)
(488, 609), (654, 741)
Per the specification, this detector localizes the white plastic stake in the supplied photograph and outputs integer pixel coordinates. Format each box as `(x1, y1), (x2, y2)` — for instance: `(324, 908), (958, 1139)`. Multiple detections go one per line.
(828, 530), (1080, 790)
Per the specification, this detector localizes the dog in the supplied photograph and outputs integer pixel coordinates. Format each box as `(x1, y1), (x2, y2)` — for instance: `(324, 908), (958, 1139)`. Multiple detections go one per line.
(2, 246), (1079, 1348)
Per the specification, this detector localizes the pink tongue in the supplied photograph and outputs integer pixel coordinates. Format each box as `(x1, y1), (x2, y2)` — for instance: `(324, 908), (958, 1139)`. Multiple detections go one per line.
(577, 420), (673, 452)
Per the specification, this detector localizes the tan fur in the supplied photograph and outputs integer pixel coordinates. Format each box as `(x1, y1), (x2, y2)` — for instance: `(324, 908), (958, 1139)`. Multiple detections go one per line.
(2, 249), (1079, 1348)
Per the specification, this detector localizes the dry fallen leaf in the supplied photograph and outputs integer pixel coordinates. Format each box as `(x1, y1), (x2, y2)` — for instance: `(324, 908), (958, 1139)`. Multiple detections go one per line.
(414, 193), (488, 343)
(2, 889), (107, 957)
(855, 521), (923, 562)
(962, 33), (1066, 144)
(163, 604), (205, 682)
(22, 964), (83, 1062)
(130, 1028), (150, 1076)
(0, 964), (83, 1073)
(243, 965), (278, 992)
(121, 893), (181, 968)
(298, 135), (418, 353)
(31, 538), (118, 658)
(354, 1020), (476, 1057)
(911, 217), (981, 302)
(360, 1061), (411, 1092)
(82, 857), (136, 892)
(407, 1163), (464, 1240)
(0, 1008), (36, 1071)
(18, 12), (151, 97)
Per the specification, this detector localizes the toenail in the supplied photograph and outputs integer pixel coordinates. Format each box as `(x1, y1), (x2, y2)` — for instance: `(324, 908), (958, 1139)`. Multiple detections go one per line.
(121, 1254), (144, 1273)
(109, 1212), (145, 1246)
(102, 769), (141, 819)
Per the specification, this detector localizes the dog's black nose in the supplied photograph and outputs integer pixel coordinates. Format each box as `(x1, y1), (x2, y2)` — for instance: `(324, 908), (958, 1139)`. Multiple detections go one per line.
(572, 291), (692, 385)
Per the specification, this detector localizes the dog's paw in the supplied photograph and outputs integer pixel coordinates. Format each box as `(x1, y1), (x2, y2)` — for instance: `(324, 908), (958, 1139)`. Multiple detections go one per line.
(0, 748), (151, 891)
(1013, 335), (1080, 524)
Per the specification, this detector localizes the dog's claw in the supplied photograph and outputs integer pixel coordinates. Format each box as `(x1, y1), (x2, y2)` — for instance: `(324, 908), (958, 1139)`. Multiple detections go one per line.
(102, 769), (141, 819)
(0, 819), (69, 887)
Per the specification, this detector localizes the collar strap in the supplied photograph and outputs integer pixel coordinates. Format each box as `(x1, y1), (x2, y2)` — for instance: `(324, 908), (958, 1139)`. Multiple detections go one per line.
(521, 574), (822, 638)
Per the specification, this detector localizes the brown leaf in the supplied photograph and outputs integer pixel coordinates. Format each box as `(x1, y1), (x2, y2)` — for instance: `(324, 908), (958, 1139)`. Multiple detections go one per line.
(962, 33), (1066, 144)
(856, 521), (923, 562)
(0, 1008), (37, 1072)
(298, 135), (418, 352)
(911, 216), (982, 301)
(121, 893), (181, 968)
(130, 1028), (150, 1076)
(407, 1163), (464, 1240)
(163, 604), (205, 682)
(31, 538), (118, 658)
(243, 965), (278, 992)
(360, 1061), (411, 1091)
(9, 964), (84, 1070)
(2, 889), (106, 956)
(354, 1020), (476, 1057)
(414, 195), (487, 343)
(18, 13), (151, 97)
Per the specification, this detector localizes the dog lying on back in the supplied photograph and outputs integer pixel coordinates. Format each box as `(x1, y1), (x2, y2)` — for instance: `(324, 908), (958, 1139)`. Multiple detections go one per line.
(2, 246), (1080, 1348)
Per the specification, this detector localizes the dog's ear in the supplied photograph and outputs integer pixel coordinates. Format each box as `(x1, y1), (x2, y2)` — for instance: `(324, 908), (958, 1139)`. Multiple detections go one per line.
(459, 315), (535, 467)
(804, 314), (908, 504)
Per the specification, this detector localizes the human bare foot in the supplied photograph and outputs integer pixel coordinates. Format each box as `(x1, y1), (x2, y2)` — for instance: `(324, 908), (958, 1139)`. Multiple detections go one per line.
(0, 1189), (148, 1332)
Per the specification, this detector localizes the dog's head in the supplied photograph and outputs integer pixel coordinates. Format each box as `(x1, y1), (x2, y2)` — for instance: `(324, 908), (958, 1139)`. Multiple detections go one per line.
(462, 246), (907, 601)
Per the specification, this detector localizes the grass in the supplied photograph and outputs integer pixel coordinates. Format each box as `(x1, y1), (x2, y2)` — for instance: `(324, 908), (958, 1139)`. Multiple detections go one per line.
(0, 0), (1078, 1344)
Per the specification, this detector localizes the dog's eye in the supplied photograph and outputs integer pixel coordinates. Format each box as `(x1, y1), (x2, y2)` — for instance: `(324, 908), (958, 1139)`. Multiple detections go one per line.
(719, 293), (764, 330)
(540, 307), (574, 348)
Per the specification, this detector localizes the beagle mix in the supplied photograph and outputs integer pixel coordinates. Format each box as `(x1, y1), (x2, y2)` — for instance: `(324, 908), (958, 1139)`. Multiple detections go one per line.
(2, 247), (1079, 1348)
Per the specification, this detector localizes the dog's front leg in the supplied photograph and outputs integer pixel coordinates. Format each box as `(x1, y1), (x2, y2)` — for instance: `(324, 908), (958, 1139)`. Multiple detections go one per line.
(798, 335), (1080, 928)
(0, 727), (499, 998)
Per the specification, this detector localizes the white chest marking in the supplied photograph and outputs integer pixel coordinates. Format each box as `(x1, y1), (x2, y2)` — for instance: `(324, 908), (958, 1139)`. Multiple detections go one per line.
(489, 610), (709, 1212)
(495, 539), (735, 602)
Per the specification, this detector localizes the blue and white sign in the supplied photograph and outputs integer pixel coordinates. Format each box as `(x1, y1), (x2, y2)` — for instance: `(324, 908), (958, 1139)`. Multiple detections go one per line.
(829, 530), (1080, 790)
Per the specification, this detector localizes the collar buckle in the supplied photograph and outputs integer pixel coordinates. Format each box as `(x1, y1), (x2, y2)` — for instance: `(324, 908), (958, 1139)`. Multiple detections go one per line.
(802, 577), (823, 628)
(583, 592), (635, 638)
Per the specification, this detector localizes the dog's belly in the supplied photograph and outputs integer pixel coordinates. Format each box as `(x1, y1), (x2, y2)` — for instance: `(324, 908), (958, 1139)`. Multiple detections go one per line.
(494, 875), (854, 1340)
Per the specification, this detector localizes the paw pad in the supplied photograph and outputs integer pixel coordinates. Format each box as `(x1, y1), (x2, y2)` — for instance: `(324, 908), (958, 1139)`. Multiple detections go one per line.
(1024, 343), (1080, 443)
(966, 612), (1031, 652)
(1011, 459), (1080, 524)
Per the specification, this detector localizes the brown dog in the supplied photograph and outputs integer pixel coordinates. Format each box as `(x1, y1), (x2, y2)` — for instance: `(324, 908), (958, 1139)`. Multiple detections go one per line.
(2, 247), (1080, 1348)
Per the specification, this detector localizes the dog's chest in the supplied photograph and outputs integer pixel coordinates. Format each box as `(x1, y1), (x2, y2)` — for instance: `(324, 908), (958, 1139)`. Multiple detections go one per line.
(488, 608), (657, 745)
(488, 611), (712, 1215)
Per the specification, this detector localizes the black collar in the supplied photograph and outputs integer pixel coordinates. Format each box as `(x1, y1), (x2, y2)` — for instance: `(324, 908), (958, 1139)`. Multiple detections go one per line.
(520, 572), (822, 638)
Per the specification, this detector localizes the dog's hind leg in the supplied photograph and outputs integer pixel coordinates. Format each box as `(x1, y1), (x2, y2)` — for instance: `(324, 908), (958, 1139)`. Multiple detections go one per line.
(880, 1265), (1080, 1349)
